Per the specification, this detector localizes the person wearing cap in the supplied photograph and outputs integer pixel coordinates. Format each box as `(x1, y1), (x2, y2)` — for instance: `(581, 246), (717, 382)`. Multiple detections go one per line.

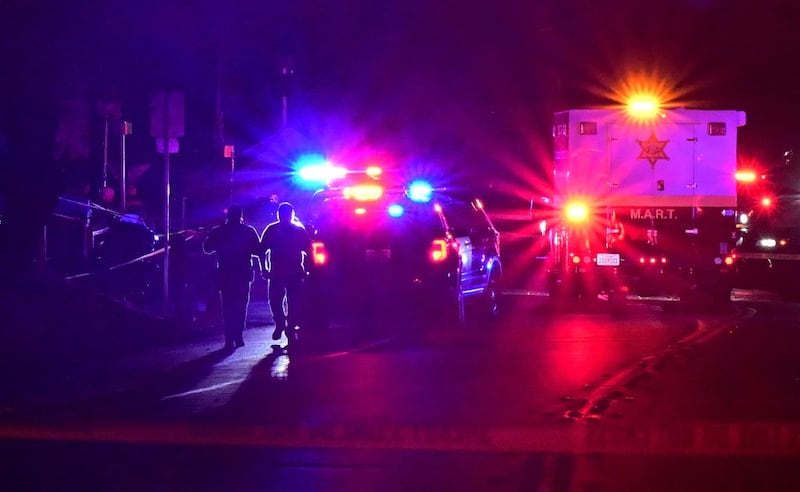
(260, 202), (312, 348)
(203, 205), (261, 350)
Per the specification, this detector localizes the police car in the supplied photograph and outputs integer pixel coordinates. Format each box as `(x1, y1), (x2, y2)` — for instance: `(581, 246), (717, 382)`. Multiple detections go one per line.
(299, 173), (503, 330)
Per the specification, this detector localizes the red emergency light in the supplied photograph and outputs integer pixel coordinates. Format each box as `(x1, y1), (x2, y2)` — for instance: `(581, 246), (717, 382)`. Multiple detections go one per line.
(638, 256), (667, 265)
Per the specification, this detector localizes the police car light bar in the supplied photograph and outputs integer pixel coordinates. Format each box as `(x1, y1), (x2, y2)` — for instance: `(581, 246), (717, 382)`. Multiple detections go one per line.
(298, 162), (348, 184)
(343, 184), (383, 201)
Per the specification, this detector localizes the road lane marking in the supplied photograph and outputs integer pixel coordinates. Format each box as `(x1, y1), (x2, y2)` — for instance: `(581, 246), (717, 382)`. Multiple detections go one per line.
(162, 378), (246, 400)
(305, 338), (394, 362)
(569, 307), (757, 420)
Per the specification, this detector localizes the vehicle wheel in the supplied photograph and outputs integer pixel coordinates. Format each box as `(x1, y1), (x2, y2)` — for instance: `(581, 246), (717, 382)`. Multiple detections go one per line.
(483, 272), (502, 322)
(442, 288), (465, 328)
(676, 282), (699, 311)
(607, 289), (626, 313)
(696, 275), (733, 311)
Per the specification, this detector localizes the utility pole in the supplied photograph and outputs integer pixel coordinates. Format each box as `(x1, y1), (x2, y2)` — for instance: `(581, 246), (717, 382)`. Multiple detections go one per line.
(120, 121), (132, 214)
(278, 57), (294, 128)
(215, 41), (225, 150)
(224, 144), (235, 205)
(97, 99), (121, 193)
(150, 91), (184, 308)
(103, 115), (109, 189)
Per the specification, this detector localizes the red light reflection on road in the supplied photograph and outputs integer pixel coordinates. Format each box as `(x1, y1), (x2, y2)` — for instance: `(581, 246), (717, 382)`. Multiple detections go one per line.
(542, 316), (618, 390)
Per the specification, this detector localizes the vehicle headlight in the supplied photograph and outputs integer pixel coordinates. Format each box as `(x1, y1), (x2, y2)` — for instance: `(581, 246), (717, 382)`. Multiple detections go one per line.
(758, 238), (777, 248)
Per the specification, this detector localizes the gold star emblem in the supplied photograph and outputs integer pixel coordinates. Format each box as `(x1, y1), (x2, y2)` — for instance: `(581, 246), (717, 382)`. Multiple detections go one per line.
(637, 131), (669, 169)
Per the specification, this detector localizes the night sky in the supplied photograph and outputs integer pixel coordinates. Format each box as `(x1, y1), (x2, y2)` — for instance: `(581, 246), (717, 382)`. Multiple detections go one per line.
(2, 0), (800, 196)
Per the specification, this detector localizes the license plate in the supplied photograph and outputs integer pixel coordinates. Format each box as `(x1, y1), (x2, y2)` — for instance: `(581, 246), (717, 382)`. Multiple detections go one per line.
(596, 253), (620, 266)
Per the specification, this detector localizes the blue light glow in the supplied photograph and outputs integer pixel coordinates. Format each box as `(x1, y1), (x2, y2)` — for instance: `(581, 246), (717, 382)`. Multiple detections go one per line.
(388, 204), (404, 217)
(294, 154), (346, 185)
(298, 163), (346, 184)
(407, 180), (433, 202)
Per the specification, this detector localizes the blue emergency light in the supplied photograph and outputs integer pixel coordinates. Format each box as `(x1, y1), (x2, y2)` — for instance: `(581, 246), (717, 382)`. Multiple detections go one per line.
(388, 204), (404, 217)
(295, 154), (347, 186)
(407, 180), (433, 202)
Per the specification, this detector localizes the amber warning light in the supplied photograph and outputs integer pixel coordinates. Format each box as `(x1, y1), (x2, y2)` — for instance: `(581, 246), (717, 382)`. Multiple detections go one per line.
(343, 184), (384, 201)
(626, 95), (661, 118)
(429, 239), (449, 263)
(311, 242), (328, 266)
(565, 202), (590, 223)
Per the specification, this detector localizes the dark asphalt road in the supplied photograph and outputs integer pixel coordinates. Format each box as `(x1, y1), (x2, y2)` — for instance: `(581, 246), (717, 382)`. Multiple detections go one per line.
(2, 290), (800, 490)
(2, 296), (697, 425)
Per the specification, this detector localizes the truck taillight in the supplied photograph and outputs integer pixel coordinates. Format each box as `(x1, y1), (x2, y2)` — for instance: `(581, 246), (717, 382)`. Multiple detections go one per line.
(429, 238), (456, 263)
(312, 241), (328, 266)
(638, 256), (667, 265)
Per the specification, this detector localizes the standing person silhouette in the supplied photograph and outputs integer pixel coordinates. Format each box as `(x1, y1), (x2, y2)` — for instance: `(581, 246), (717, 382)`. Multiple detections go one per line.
(260, 202), (311, 348)
(202, 205), (261, 350)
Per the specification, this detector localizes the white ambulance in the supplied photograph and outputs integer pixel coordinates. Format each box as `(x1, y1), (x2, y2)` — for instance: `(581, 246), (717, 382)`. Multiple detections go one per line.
(547, 99), (746, 305)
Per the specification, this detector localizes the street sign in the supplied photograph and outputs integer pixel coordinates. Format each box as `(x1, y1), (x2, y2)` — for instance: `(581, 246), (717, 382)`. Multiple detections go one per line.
(150, 91), (185, 138)
(155, 137), (180, 154)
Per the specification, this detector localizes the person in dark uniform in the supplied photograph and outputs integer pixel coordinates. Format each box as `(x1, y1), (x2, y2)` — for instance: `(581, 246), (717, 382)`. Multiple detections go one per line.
(260, 202), (311, 346)
(203, 205), (261, 350)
